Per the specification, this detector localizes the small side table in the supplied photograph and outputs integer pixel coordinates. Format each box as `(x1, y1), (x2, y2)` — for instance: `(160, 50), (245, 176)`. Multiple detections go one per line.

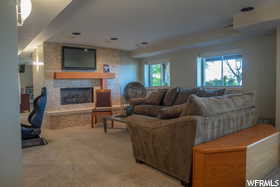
(103, 115), (127, 133)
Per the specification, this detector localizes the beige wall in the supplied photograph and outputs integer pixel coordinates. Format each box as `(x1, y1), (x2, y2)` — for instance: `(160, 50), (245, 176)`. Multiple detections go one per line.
(32, 45), (45, 98)
(119, 51), (140, 103)
(141, 34), (276, 120)
(0, 1), (23, 186)
(20, 64), (33, 91)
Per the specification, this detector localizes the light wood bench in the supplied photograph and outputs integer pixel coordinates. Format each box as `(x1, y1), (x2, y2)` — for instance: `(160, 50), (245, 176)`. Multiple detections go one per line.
(192, 124), (280, 187)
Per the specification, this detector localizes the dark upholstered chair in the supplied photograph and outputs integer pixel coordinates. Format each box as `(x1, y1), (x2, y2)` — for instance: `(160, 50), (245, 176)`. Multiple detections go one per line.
(21, 87), (47, 141)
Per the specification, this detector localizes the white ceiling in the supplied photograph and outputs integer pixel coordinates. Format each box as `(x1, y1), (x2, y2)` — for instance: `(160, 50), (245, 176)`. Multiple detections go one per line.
(20, 0), (278, 53)
(18, 0), (72, 53)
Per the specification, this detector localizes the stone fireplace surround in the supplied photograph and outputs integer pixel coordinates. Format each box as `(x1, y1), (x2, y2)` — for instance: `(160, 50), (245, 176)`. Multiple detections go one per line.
(43, 42), (125, 129)
(45, 80), (99, 129)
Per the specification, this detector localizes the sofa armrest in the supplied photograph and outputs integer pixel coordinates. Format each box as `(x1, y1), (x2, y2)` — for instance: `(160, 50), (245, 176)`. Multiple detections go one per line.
(129, 98), (146, 106)
(126, 115), (203, 183)
(127, 115), (202, 129)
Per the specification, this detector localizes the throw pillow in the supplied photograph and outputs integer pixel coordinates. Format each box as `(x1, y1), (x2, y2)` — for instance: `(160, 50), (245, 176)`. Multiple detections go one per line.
(158, 104), (184, 119)
(145, 91), (166, 105)
(174, 88), (197, 105)
(180, 95), (204, 116)
(129, 98), (146, 106)
(162, 87), (180, 106)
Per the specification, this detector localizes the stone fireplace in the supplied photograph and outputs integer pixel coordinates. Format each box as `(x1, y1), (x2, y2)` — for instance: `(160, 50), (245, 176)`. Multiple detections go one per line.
(60, 87), (93, 105)
(42, 42), (138, 129)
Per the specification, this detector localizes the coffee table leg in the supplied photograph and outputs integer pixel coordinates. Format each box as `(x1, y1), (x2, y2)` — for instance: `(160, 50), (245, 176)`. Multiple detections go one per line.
(112, 120), (114, 128)
(103, 118), (107, 134)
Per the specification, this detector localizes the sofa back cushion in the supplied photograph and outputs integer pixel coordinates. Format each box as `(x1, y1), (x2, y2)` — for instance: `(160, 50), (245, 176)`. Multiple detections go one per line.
(162, 87), (180, 106)
(182, 92), (255, 117)
(134, 105), (164, 117)
(196, 88), (226, 97)
(157, 104), (184, 119)
(174, 88), (197, 105)
(145, 90), (166, 105)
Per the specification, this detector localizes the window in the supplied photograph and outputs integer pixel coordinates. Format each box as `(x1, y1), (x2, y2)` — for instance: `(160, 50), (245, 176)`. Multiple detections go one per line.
(144, 63), (170, 87)
(197, 54), (243, 87)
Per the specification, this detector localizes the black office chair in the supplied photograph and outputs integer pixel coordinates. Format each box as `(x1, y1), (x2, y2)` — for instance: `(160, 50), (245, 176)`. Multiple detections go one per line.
(21, 87), (47, 148)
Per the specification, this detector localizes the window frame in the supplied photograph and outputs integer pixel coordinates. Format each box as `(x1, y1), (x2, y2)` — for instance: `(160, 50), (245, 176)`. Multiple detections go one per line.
(197, 54), (243, 88)
(145, 63), (170, 88)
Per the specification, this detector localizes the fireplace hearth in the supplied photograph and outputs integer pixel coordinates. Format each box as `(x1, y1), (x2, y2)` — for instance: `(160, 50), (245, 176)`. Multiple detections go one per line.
(60, 87), (93, 105)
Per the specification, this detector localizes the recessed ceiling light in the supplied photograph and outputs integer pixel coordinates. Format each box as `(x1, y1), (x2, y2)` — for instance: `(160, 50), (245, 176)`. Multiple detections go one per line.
(72, 32), (81, 36)
(141, 42), (149, 45)
(240, 6), (255, 12)
(110, 37), (119, 41)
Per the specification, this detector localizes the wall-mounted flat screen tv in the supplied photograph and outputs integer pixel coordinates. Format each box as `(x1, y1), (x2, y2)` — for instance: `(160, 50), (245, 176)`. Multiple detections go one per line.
(62, 46), (96, 70)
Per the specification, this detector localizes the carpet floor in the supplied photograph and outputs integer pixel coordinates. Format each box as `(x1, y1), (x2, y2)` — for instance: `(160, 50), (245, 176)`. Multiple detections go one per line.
(23, 124), (181, 187)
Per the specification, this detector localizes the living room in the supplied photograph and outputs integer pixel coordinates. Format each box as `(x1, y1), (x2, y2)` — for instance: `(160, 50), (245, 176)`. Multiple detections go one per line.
(1, 0), (280, 187)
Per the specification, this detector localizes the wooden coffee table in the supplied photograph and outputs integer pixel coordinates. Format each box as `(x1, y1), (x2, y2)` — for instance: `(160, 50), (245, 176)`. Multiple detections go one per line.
(103, 115), (127, 133)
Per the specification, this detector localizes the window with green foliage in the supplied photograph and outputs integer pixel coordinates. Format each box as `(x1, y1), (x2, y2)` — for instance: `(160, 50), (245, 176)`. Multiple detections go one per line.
(197, 54), (243, 87)
(144, 63), (170, 87)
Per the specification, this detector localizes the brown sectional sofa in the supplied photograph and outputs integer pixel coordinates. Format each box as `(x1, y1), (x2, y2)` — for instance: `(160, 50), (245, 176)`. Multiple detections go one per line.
(130, 87), (226, 118)
(126, 88), (256, 186)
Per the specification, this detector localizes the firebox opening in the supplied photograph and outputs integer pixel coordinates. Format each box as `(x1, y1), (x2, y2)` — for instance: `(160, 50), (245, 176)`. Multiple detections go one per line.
(60, 87), (93, 105)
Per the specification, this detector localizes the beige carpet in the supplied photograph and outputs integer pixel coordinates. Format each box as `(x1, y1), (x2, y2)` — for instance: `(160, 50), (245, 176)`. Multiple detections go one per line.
(23, 124), (181, 187)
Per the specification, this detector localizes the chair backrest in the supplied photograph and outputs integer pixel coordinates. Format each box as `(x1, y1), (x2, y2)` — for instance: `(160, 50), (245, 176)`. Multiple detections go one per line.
(95, 89), (112, 107)
(28, 87), (47, 129)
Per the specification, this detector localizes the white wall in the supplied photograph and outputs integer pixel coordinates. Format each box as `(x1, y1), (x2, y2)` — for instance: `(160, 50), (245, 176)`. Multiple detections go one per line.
(0, 1), (23, 186)
(32, 45), (45, 98)
(119, 51), (140, 103)
(141, 34), (276, 120)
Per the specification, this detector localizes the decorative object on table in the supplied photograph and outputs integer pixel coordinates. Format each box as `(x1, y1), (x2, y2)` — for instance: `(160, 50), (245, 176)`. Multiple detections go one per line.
(21, 87), (48, 148)
(103, 64), (111, 73)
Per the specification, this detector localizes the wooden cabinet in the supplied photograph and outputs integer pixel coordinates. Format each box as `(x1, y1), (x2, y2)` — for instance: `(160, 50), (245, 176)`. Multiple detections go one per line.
(192, 124), (280, 187)
(20, 94), (30, 113)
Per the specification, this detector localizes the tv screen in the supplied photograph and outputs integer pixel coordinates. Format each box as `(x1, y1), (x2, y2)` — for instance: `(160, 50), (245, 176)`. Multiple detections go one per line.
(62, 46), (96, 70)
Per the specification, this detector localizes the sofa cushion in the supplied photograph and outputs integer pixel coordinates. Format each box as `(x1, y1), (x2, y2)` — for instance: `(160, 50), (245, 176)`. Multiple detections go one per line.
(162, 87), (180, 106)
(145, 91), (166, 105)
(125, 114), (164, 128)
(158, 104), (184, 119)
(134, 105), (164, 117)
(174, 88), (197, 105)
(129, 98), (146, 106)
(197, 88), (226, 97)
(181, 92), (255, 117)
